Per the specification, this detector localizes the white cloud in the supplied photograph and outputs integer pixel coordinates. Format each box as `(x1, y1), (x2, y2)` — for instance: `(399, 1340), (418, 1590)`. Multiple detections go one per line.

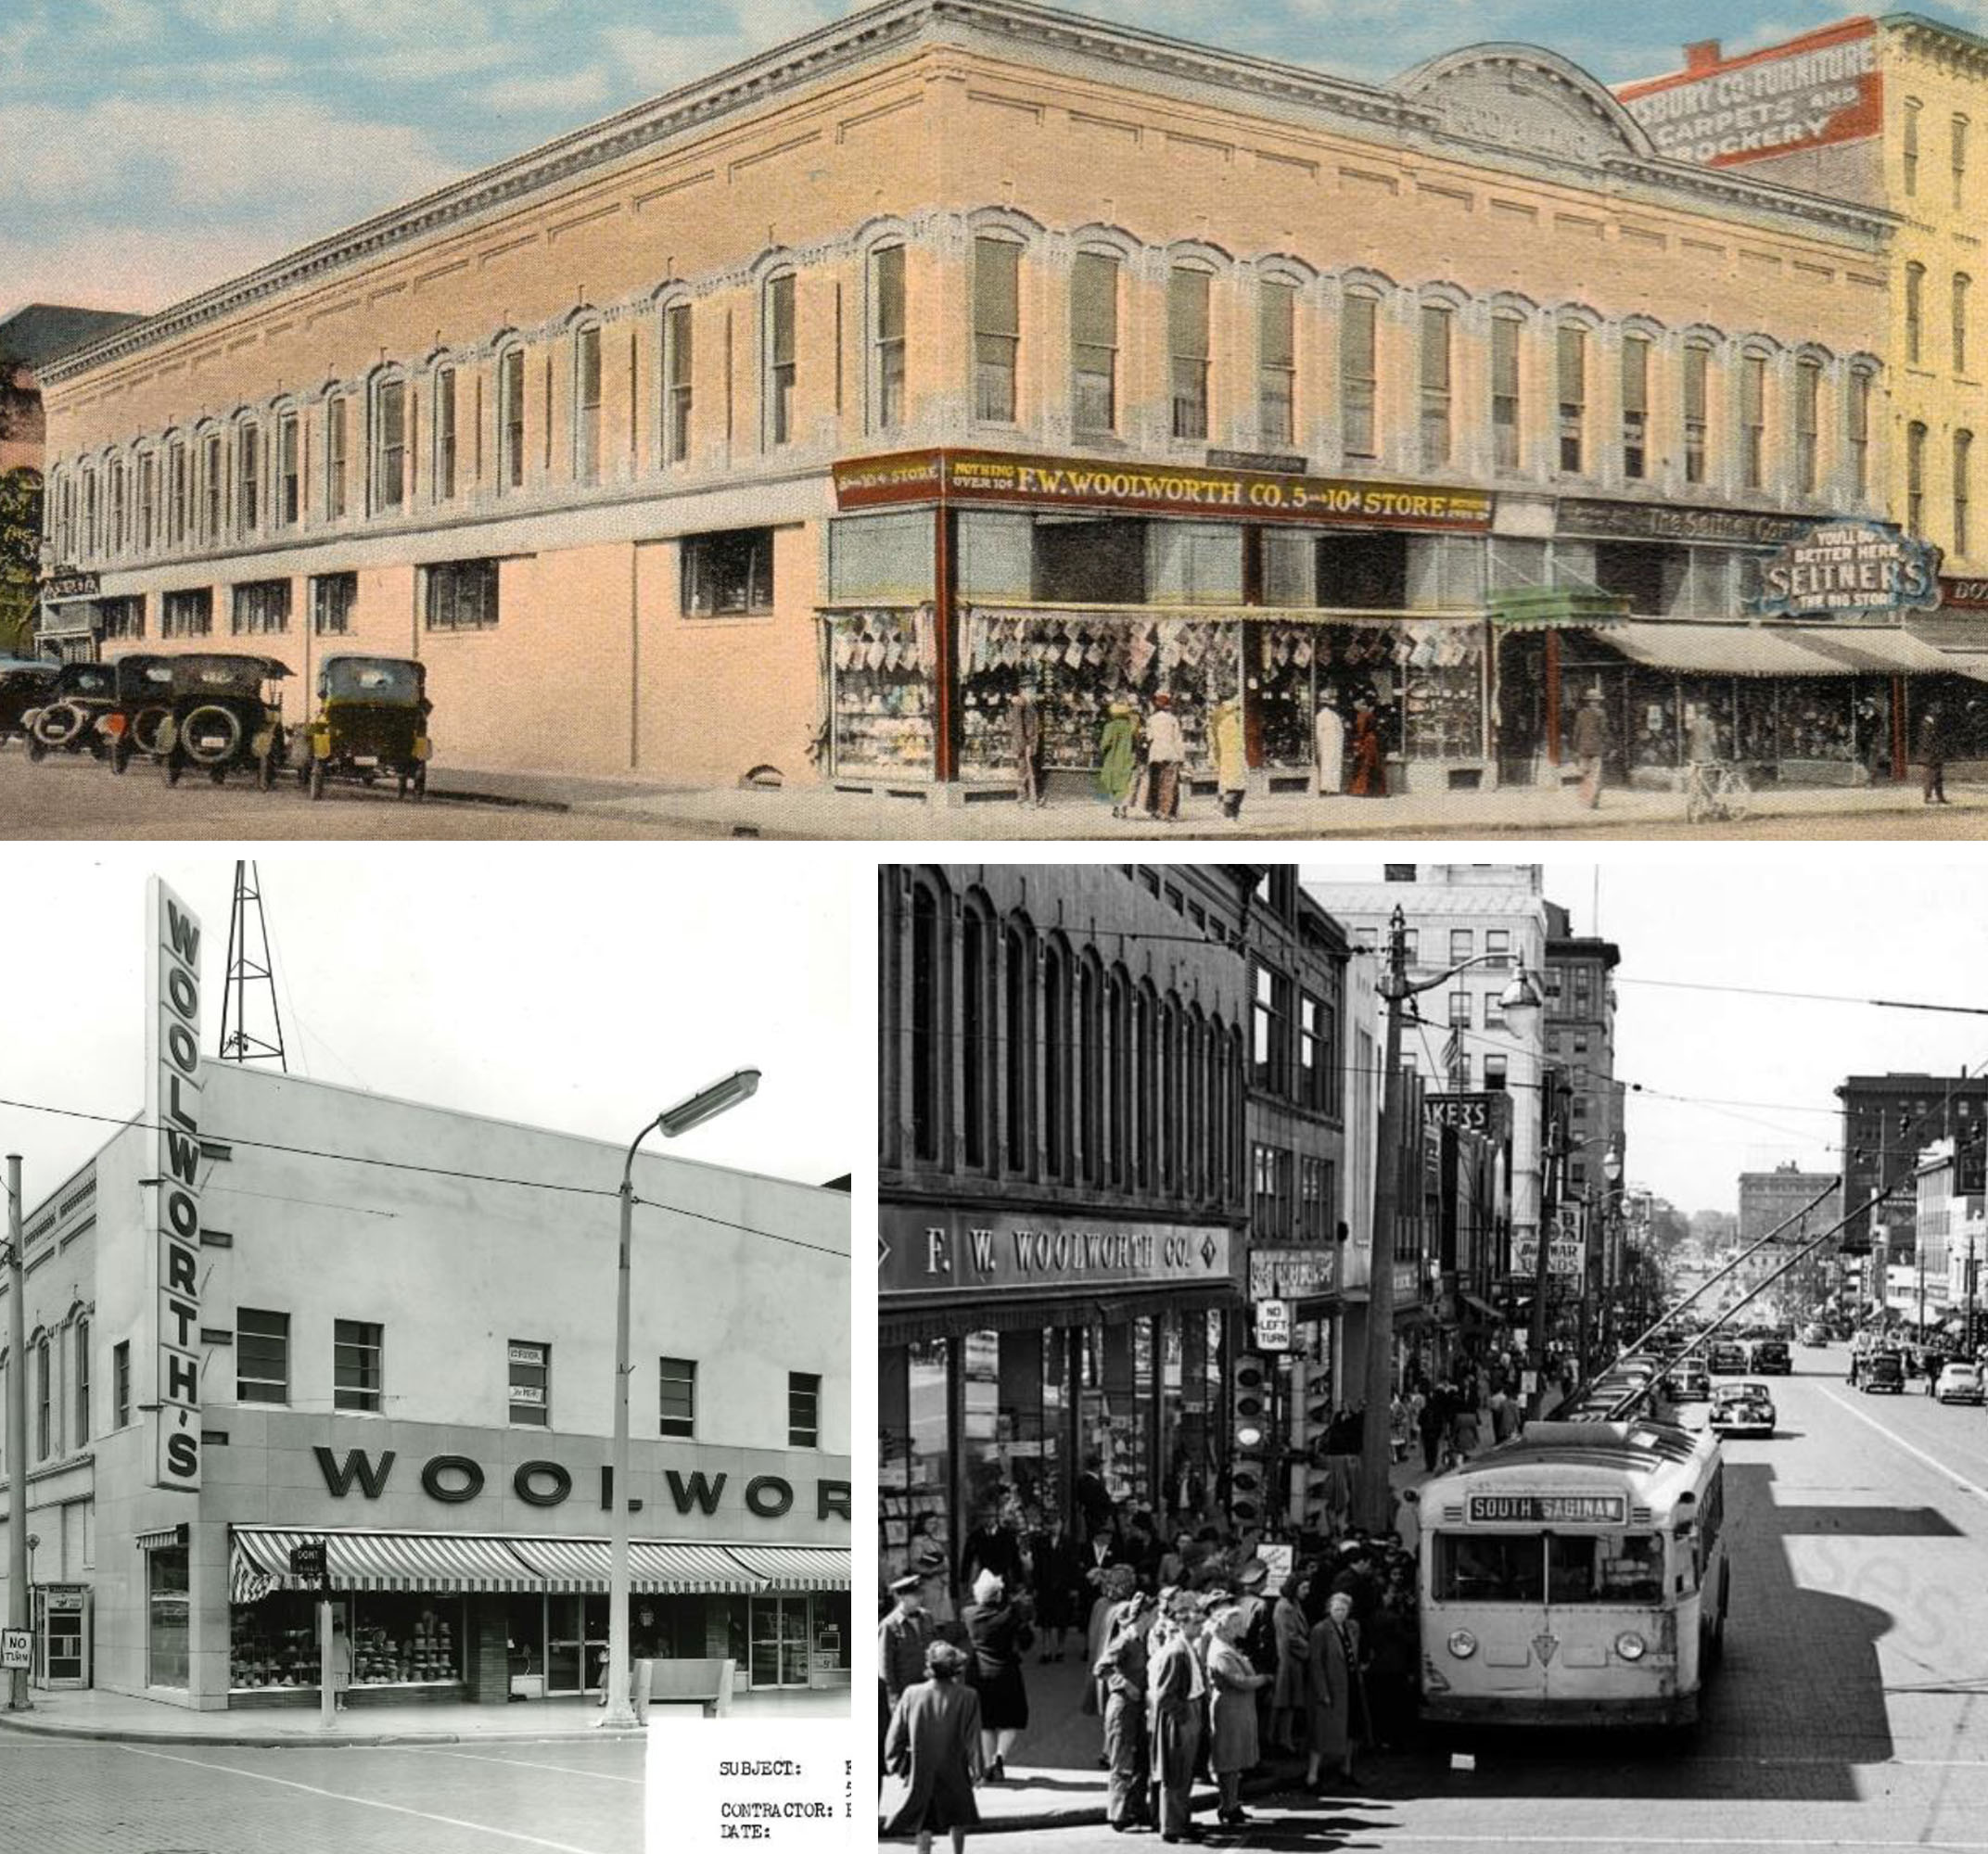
(0, 223), (305, 320)
(479, 66), (616, 119)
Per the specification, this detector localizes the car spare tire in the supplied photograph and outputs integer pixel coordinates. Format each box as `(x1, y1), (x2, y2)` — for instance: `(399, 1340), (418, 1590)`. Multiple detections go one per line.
(31, 701), (89, 748)
(180, 704), (242, 765)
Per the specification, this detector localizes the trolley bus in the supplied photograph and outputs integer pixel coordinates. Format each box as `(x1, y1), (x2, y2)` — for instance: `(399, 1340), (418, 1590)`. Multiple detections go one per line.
(1407, 1418), (1728, 1728)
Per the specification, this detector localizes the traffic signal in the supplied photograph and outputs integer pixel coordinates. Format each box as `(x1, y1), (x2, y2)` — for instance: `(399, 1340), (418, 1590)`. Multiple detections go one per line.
(1286, 1356), (1333, 1533)
(1230, 1352), (1270, 1530)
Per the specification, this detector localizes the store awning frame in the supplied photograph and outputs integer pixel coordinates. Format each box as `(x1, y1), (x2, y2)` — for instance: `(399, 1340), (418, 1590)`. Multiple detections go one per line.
(231, 1527), (542, 1594)
(1597, 621), (1960, 678)
(724, 1546), (852, 1592)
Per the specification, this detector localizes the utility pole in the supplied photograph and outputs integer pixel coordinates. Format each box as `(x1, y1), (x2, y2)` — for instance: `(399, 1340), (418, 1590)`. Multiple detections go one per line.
(1529, 1083), (1562, 1419)
(6, 1155), (30, 1711)
(1357, 910), (1409, 1536)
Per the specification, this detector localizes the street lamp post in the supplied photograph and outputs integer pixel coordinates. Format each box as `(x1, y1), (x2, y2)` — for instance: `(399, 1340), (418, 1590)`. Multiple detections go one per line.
(1358, 908), (1543, 1532)
(599, 1069), (760, 1732)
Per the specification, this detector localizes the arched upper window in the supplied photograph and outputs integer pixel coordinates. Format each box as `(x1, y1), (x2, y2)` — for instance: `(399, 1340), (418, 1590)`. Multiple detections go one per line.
(659, 294), (694, 467)
(571, 318), (603, 487)
(908, 874), (949, 1165)
(234, 413), (262, 537)
(1419, 298), (1454, 470)
(1258, 273), (1298, 449)
(1848, 365), (1876, 501)
(496, 340), (527, 494)
(1169, 263), (1214, 441)
(1071, 248), (1121, 438)
(1954, 273), (1971, 376)
(868, 244), (907, 436)
(1682, 339), (1715, 487)
(1907, 420), (1929, 535)
(1490, 310), (1524, 473)
(108, 451), (127, 556)
(1621, 330), (1653, 482)
(1340, 289), (1381, 460)
(1043, 934), (1071, 1183)
(1906, 261), (1927, 366)
(1905, 95), (1923, 197)
(324, 389), (351, 521)
(960, 891), (998, 1173)
(972, 234), (1023, 425)
(1740, 348), (1770, 491)
(1793, 354), (1824, 497)
(1005, 916), (1037, 1176)
(1556, 321), (1590, 475)
(1955, 428), (1973, 557)
(430, 361), (459, 504)
(1107, 964), (1132, 1190)
(1077, 951), (1104, 1188)
(272, 403), (301, 530)
(81, 464), (98, 560)
(763, 270), (797, 451)
(368, 371), (407, 515)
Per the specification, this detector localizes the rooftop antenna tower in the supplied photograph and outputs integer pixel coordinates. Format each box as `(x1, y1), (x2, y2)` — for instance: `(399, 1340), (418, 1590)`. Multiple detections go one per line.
(217, 860), (287, 1071)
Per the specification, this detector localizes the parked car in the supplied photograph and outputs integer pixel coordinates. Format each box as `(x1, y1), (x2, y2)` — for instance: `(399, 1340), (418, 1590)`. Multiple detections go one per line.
(1709, 1382), (1777, 1439)
(1934, 1362), (1985, 1405)
(293, 654), (431, 800)
(1663, 1362), (1713, 1402)
(97, 653), (178, 773)
(1750, 1339), (1791, 1376)
(1861, 1351), (1906, 1394)
(0, 659), (59, 746)
(155, 654), (291, 788)
(1708, 1340), (1750, 1376)
(1799, 1322), (1829, 1346)
(21, 660), (118, 760)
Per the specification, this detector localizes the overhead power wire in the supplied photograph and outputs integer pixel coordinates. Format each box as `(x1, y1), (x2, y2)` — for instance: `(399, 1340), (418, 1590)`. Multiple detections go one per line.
(0, 1094), (845, 1260)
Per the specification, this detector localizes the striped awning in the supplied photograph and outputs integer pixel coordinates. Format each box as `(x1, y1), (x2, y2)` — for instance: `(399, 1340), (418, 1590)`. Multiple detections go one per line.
(509, 1537), (767, 1595)
(134, 1524), (188, 1551)
(231, 1528), (541, 1594)
(724, 1545), (853, 1591)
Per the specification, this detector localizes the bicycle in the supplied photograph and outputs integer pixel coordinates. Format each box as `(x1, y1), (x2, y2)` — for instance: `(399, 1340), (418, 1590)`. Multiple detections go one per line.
(1685, 758), (1752, 824)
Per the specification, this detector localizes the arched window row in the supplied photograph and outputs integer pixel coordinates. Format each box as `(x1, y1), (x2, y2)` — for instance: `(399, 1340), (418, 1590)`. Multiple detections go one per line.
(894, 876), (1245, 1212)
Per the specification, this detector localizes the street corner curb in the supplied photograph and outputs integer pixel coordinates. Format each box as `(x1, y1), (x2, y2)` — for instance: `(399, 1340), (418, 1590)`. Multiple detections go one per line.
(0, 1712), (647, 1749)
(422, 781), (573, 814)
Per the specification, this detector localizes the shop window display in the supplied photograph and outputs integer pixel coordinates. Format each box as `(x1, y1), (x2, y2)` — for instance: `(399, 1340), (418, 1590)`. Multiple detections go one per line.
(829, 607), (935, 773)
(229, 1594), (463, 1691)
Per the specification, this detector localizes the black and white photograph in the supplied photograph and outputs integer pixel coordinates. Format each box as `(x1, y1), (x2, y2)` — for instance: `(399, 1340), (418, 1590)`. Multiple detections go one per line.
(878, 858), (1988, 1850)
(0, 849), (854, 1852)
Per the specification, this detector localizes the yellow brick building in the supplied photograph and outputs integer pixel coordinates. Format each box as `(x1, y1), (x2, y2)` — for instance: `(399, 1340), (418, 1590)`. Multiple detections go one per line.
(38, 1), (1948, 793)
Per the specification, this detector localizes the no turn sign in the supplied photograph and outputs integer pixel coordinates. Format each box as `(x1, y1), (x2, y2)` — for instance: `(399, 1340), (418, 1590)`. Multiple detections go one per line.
(1, 1629), (30, 1670)
(1255, 1299), (1293, 1352)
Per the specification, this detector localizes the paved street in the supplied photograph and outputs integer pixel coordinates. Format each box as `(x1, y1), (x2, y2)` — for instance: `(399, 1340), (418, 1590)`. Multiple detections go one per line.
(927, 1342), (1988, 1852)
(1, 1736), (644, 1853)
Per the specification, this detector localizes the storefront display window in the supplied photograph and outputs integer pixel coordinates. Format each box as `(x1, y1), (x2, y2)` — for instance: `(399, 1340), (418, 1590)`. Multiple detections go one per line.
(228, 1594), (463, 1692)
(828, 607), (935, 774)
(148, 1545), (189, 1688)
(230, 1592), (319, 1690)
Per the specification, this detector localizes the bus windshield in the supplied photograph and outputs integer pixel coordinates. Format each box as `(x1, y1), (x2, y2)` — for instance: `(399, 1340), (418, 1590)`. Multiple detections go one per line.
(1436, 1531), (1665, 1604)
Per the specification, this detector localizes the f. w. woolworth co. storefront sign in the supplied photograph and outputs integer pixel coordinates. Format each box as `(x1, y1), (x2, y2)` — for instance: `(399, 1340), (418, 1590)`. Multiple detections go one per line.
(881, 1205), (1236, 1297)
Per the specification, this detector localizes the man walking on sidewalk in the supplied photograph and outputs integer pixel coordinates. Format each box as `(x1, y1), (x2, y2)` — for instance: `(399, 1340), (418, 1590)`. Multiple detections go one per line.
(1574, 689), (1609, 809)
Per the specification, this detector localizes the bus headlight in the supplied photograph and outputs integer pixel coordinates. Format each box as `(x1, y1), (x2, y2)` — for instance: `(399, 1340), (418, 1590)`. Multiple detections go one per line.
(1446, 1630), (1478, 1659)
(1614, 1632), (1648, 1661)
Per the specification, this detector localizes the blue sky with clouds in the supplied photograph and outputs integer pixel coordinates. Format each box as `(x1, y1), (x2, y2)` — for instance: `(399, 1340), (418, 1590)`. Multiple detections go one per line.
(6, 0), (1988, 318)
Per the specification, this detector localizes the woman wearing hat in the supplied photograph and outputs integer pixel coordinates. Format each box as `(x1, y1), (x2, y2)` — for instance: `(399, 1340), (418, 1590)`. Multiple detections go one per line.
(882, 1640), (983, 1854)
(1205, 1606), (1271, 1827)
(1097, 700), (1141, 818)
(962, 1569), (1033, 1783)
(1142, 692), (1186, 820)
(1146, 1594), (1207, 1843)
(1213, 696), (1247, 820)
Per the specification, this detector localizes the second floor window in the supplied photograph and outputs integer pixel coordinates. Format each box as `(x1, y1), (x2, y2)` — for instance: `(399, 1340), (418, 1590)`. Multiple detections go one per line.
(974, 236), (1020, 423)
(1341, 292), (1377, 457)
(1907, 420), (1928, 535)
(232, 578), (290, 636)
(138, 453), (156, 551)
(1491, 312), (1522, 471)
(1905, 96), (1922, 196)
(236, 1308), (289, 1403)
(1907, 262), (1926, 366)
(573, 325), (602, 486)
(788, 1371), (821, 1448)
(168, 439), (187, 546)
(1683, 345), (1710, 486)
(1849, 370), (1872, 499)
(871, 244), (906, 433)
(201, 434), (223, 542)
(75, 1316), (89, 1443)
(236, 422), (260, 535)
(663, 301), (693, 464)
(1556, 324), (1587, 473)
(499, 347), (527, 491)
(508, 1340), (550, 1427)
(1955, 113), (1970, 209)
(764, 273), (796, 449)
(36, 1337), (51, 1460)
(1071, 250), (1119, 436)
(1621, 334), (1650, 480)
(326, 395), (349, 520)
(1169, 266), (1211, 441)
(334, 1318), (383, 1413)
(1259, 278), (1296, 448)
(114, 1340), (131, 1428)
(434, 368), (457, 502)
(1956, 428), (1973, 556)
(1794, 358), (1821, 496)
(372, 376), (407, 513)
(1420, 303), (1452, 469)
(277, 412), (299, 527)
(1956, 273), (1972, 375)
(1741, 354), (1767, 490)
(658, 1356), (695, 1437)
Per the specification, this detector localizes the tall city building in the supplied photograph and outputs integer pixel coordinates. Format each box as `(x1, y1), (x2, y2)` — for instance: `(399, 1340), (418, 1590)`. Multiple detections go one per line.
(1834, 1072), (1988, 1274)
(1738, 1161), (1842, 1314)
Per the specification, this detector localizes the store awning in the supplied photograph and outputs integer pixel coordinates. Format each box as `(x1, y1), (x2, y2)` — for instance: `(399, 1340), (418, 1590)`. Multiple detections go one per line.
(1458, 1291), (1504, 1323)
(506, 1537), (769, 1595)
(1602, 622), (1837, 675)
(1489, 588), (1631, 630)
(231, 1527), (542, 1593)
(1781, 629), (1957, 675)
(1926, 650), (1988, 684)
(724, 1546), (853, 1592)
(134, 1524), (188, 1551)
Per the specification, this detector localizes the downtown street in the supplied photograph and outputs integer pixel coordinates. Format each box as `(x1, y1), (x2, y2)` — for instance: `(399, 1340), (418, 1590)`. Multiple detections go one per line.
(924, 1343), (1988, 1854)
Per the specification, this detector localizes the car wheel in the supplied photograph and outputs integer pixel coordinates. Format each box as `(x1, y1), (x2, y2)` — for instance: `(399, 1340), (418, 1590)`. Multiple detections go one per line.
(181, 703), (243, 767)
(309, 757), (326, 802)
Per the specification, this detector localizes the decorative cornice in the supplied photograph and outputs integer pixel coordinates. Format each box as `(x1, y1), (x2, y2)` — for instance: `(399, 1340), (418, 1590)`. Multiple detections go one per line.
(1882, 11), (1988, 77)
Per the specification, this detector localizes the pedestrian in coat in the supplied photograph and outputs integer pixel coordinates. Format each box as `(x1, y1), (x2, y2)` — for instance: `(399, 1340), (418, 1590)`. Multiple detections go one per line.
(1349, 701), (1386, 796)
(881, 1574), (938, 1714)
(1085, 1564), (1137, 1720)
(330, 1616), (353, 1711)
(1448, 1401), (1483, 1463)
(882, 1642), (984, 1854)
(1304, 1596), (1355, 1790)
(1270, 1575), (1311, 1753)
(1096, 1588), (1156, 1830)
(1026, 1514), (1087, 1661)
(1206, 1606), (1271, 1827)
(1097, 702), (1140, 817)
(1417, 1385), (1449, 1473)
(1574, 689), (1609, 808)
(1919, 705), (1951, 805)
(957, 1511), (1024, 1599)
(1314, 701), (1345, 795)
(1143, 693), (1186, 820)
(960, 1571), (1033, 1782)
(1146, 1598), (1207, 1844)
(1012, 683), (1045, 806)
(1214, 697), (1247, 819)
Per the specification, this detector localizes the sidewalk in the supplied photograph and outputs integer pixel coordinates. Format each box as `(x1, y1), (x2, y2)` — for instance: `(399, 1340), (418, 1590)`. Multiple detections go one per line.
(422, 760), (1986, 839)
(0, 1683), (846, 1748)
(909, 1449), (1446, 1836)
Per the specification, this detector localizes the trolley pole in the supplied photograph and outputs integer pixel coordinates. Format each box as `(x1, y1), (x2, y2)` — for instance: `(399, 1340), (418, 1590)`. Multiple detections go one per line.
(6, 1156), (31, 1712)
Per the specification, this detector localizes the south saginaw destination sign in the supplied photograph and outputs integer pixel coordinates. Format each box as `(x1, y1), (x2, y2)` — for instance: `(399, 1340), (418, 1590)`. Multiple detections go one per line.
(880, 1204), (1236, 1297)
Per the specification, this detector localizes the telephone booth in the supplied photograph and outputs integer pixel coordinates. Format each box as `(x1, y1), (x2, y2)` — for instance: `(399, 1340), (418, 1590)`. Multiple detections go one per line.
(34, 1586), (90, 1689)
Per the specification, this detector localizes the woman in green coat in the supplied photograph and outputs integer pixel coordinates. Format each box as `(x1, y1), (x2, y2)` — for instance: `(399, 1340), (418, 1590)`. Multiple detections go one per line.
(1097, 702), (1140, 817)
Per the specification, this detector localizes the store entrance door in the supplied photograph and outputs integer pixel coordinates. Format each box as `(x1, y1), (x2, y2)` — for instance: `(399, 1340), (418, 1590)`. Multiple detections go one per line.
(546, 1595), (607, 1696)
(746, 1595), (810, 1688)
(35, 1587), (89, 1689)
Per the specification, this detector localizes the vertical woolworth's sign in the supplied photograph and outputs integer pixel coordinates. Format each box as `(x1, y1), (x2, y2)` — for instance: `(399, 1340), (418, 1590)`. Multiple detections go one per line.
(147, 877), (203, 1492)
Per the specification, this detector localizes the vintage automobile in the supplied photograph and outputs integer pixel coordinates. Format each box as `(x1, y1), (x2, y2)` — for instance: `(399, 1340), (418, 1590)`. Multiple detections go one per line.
(294, 654), (432, 800)
(155, 654), (291, 788)
(1662, 1361), (1713, 1403)
(1708, 1340), (1750, 1376)
(21, 660), (118, 760)
(1860, 1350), (1906, 1394)
(1708, 1382), (1777, 1439)
(0, 658), (59, 746)
(97, 654), (179, 773)
(1749, 1338), (1792, 1376)
(1934, 1361), (1985, 1405)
